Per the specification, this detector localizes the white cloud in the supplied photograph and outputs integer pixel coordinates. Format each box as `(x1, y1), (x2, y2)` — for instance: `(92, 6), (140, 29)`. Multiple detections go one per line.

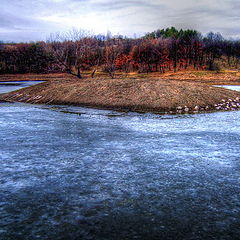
(1, 0), (240, 41)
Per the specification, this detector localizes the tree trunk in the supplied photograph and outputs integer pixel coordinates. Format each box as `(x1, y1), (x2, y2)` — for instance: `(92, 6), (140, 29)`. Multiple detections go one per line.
(173, 59), (177, 73)
(77, 66), (82, 79)
(91, 69), (97, 78)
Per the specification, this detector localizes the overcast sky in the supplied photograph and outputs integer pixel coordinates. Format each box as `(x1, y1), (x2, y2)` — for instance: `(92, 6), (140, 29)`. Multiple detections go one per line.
(1, 0), (240, 42)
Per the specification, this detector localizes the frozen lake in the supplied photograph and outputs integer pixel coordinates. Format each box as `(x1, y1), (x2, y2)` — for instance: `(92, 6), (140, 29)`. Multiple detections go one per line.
(0, 82), (240, 239)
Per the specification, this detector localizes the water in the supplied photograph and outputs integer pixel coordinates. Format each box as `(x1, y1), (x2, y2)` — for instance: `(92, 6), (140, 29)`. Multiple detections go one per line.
(215, 85), (240, 91)
(0, 81), (43, 94)
(0, 82), (240, 240)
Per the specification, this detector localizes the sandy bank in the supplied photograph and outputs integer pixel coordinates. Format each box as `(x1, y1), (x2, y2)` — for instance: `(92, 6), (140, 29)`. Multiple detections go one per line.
(1, 76), (240, 114)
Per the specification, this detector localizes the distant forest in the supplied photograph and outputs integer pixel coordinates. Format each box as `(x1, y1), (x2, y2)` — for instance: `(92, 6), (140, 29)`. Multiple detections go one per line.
(1, 27), (240, 78)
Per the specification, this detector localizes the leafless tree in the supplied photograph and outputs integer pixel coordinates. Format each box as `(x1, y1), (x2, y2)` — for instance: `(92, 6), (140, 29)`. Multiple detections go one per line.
(46, 29), (100, 78)
(103, 40), (123, 78)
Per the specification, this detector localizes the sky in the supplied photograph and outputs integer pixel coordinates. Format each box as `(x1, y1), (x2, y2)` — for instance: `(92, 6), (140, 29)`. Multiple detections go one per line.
(1, 0), (240, 42)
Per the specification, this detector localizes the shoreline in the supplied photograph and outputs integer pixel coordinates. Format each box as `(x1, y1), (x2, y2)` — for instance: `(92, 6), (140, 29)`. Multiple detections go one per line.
(1, 70), (240, 84)
(1, 73), (240, 114)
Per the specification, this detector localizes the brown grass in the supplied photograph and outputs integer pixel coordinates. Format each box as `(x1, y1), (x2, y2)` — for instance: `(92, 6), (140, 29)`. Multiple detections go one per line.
(1, 72), (240, 113)
(1, 70), (240, 84)
(0, 73), (77, 82)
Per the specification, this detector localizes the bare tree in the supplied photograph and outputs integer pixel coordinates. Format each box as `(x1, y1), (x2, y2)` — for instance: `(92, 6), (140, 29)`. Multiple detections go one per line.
(104, 42), (123, 78)
(46, 29), (99, 79)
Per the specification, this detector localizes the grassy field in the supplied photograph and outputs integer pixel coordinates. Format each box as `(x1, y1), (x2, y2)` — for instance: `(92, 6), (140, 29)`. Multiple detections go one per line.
(1, 70), (240, 114)
(1, 70), (240, 84)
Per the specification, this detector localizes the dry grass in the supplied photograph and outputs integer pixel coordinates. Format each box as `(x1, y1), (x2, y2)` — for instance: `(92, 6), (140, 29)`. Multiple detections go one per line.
(1, 70), (240, 84)
(1, 72), (240, 113)
(0, 73), (76, 82)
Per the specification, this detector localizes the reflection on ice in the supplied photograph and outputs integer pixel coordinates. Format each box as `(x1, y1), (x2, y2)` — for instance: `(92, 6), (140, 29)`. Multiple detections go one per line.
(214, 85), (240, 91)
(0, 82), (240, 239)
(0, 81), (43, 94)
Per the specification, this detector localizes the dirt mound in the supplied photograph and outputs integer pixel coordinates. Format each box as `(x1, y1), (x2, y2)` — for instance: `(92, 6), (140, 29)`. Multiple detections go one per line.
(1, 77), (240, 113)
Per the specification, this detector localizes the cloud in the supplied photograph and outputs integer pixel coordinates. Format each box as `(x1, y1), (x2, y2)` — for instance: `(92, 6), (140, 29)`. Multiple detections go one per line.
(0, 11), (47, 31)
(87, 0), (164, 11)
(1, 0), (240, 42)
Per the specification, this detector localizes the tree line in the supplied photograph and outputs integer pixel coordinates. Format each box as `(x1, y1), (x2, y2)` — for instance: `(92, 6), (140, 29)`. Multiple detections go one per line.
(1, 27), (240, 78)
